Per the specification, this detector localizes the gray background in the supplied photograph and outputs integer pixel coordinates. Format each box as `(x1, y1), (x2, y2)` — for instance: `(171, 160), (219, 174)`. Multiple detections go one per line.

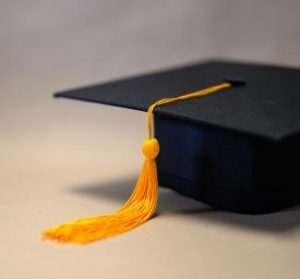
(1, 0), (300, 89)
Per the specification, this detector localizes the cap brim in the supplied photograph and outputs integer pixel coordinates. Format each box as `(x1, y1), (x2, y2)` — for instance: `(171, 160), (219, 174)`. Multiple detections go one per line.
(55, 60), (300, 141)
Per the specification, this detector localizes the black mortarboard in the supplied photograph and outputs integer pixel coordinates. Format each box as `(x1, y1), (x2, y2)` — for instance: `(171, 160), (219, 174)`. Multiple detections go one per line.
(54, 60), (300, 215)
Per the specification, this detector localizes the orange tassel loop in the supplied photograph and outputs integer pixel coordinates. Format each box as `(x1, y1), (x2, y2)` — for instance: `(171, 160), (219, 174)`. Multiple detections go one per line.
(42, 82), (231, 244)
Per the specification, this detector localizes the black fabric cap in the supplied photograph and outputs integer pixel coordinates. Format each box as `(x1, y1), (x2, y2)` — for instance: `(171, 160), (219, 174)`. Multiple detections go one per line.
(54, 60), (300, 214)
(55, 60), (300, 141)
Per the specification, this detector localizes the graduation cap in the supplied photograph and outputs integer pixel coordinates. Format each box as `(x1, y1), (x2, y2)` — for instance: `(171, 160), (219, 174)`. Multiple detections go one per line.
(42, 60), (300, 244)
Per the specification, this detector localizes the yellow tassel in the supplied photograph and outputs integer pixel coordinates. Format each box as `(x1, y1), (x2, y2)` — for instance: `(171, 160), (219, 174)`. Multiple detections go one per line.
(42, 138), (159, 244)
(42, 82), (231, 244)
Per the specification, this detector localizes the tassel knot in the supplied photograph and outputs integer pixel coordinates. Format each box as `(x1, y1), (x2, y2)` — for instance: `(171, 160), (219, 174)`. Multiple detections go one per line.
(142, 138), (160, 159)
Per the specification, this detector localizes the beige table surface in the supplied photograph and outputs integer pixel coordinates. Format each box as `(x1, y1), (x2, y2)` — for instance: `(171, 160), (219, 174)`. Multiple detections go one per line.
(1, 1), (300, 278)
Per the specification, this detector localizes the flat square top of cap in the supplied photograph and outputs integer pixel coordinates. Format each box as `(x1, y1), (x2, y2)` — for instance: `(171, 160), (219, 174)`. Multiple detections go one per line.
(55, 60), (300, 141)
